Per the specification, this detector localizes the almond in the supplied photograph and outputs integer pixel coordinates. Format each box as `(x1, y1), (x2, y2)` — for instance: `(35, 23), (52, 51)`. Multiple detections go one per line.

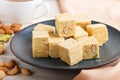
(0, 67), (9, 73)
(2, 25), (11, 30)
(0, 61), (4, 67)
(4, 29), (14, 35)
(5, 59), (16, 69)
(0, 23), (4, 29)
(7, 65), (20, 75)
(11, 27), (20, 33)
(11, 23), (22, 29)
(0, 29), (5, 34)
(0, 43), (4, 55)
(21, 68), (32, 76)
(0, 70), (6, 80)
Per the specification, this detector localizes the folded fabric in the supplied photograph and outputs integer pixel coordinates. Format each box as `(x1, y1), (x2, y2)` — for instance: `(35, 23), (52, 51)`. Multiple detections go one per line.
(74, 58), (120, 80)
(73, 67), (112, 80)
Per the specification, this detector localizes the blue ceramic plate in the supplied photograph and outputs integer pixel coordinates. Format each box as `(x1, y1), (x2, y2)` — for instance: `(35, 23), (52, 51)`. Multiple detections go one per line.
(10, 20), (120, 69)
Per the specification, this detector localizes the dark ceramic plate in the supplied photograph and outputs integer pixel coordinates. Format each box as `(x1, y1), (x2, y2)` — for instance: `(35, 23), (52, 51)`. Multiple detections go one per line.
(10, 20), (120, 69)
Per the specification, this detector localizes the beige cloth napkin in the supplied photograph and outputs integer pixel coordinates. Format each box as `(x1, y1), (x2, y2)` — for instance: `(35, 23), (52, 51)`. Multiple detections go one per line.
(57, 0), (120, 79)
(74, 59), (120, 80)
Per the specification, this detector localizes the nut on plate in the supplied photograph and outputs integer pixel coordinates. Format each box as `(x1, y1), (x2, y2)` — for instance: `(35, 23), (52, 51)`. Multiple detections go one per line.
(21, 68), (32, 76)
(5, 59), (16, 69)
(7, 65), (20, 75)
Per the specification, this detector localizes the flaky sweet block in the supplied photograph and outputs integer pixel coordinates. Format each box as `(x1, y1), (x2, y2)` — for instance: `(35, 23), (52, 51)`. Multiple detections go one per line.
(86, 24), (109, 46)
(55, 13), (76, 37)
(58, 38), (83, 66)
(74, 14), (91, 30)
(78, 36), (99, 60)
(48, 34), (64, 58)
(34, 23), (55, 34)
(73, 26), (88, 39)
(32, 31), (49, 58)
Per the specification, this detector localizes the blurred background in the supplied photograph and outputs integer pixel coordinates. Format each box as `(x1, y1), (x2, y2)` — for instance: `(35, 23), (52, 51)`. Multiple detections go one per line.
(44, 0), (120, 30)
(1, 0), (120, 30)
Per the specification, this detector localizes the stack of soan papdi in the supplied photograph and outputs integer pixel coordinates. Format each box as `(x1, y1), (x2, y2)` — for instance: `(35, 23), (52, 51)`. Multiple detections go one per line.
(32, 13), (109, 66)
(32, 24), (64, 58)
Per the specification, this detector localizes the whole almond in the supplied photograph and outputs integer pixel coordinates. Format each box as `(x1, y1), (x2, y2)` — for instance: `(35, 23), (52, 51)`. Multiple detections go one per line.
(11, 27), (20, 33)
(2, 25), (11, 30)
(0, 29), (5, 34)
(0, 23), (4, 29)
(0, 70), (6, 80)
(5, 59), (16, 69)
(7, 65), (20, 75)
(0, 67), (9, 73)
(0, 44), (4, 55)
(11, 23), (22, 29)
(0, 61), (4, 67)
(4, 29), (14, 35)
(21, 68), (32, 76)
(0, 49), (4, 55)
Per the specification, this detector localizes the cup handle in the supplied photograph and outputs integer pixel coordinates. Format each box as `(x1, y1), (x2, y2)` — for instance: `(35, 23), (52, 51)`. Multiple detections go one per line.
(34, 2), (49, 19)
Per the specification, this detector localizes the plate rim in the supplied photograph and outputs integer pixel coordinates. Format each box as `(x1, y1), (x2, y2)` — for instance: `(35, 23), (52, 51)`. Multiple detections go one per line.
(10, 19), (120, 70)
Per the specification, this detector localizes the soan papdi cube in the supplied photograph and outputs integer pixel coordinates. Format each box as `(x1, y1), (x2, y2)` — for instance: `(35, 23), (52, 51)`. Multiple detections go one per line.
(55, 13), (75, 37)
(78, 36), (99, 60)
(74, 14), (91, 30)
(58, 38), (83, 66)
(32, 31), (49, 58)
(73, 26), (88, 39)
(86, 24), (109, 46)
(49, 34), (64, 58)
(34, 23), (55, 34)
